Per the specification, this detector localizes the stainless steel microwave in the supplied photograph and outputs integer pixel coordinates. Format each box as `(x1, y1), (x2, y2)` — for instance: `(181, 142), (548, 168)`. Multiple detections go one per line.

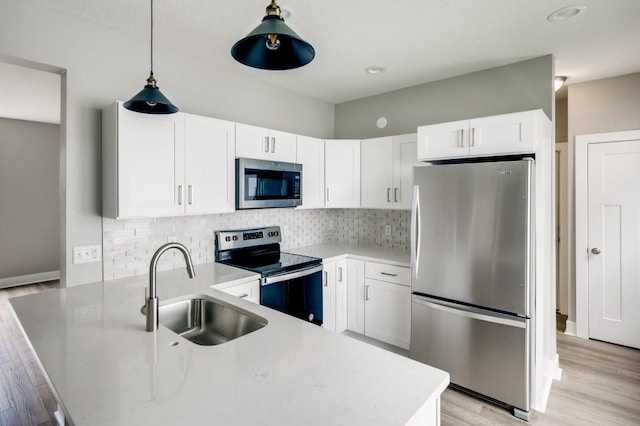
(236, 158), (302, 209)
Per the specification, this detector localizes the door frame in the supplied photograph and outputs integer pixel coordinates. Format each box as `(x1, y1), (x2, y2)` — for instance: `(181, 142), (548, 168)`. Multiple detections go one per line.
(575, 129), (640, 339)
(555, 143), (568, 315)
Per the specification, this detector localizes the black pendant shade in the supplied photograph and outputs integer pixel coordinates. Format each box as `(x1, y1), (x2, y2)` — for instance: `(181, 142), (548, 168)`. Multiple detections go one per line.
(124, 0), (178, 114)
(231, 2), (315, 70)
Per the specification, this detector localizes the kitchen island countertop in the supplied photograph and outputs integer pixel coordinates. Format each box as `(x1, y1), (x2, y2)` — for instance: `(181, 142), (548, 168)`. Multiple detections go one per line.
(10, 261), (448, 425)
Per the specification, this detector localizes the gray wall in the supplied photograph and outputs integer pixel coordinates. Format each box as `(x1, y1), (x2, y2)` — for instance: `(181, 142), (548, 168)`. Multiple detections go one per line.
(0, 118), (59, 279)
(335, 56), (553, 138)
(0, 1), (335, 287)
(566, 72), (640, 322)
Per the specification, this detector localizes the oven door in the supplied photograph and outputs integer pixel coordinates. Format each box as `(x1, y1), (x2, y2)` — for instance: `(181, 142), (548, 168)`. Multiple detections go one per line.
(260, 265), (323, 325)
(236, 158), (302, 209)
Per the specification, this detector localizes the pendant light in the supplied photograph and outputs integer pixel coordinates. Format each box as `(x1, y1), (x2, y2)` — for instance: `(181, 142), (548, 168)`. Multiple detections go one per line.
(231, 0), (315, 70)
(124, 0), (178, 114)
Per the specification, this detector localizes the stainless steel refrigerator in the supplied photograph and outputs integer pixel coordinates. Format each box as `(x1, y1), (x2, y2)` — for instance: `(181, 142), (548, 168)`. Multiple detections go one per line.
(409, 159), (534, 421)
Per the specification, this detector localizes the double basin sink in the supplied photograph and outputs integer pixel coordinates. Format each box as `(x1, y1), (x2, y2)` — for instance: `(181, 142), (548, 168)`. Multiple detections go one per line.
(149, 295), (267, 346)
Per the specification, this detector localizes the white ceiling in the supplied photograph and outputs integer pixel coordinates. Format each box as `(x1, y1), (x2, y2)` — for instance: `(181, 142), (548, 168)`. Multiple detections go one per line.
(2, 0), (640, 118)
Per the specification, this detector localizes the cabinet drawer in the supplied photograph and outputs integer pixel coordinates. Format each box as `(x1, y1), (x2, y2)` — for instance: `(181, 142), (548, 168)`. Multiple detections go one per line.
(221, 280), (260, 304)
(365, 262), (409, 286)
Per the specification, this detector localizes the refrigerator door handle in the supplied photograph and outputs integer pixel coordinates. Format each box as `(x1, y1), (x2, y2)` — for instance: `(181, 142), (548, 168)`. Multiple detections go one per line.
(412, 296), (526, 328)
(411, 185), (421, 278)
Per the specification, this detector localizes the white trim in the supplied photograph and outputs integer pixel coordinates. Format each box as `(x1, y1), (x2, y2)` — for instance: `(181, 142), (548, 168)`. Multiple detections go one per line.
(0, 270), (60, 288)
(555, 143), (569, 315)
(574, 129), (640, 340)
(564, 320), (576, 336)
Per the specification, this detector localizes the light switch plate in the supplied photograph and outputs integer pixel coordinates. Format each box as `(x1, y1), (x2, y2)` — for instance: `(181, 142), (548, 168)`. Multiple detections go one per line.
(73, 245), (101, 264)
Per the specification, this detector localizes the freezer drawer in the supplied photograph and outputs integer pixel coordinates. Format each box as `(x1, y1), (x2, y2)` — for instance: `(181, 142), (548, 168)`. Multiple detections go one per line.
(410, 295), (530, 412)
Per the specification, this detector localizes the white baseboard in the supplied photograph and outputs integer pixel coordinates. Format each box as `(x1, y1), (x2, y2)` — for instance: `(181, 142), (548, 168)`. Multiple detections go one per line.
(550, 354), (563, 381)
(564, 320), (577, 336)
(0, 271), (60, 289)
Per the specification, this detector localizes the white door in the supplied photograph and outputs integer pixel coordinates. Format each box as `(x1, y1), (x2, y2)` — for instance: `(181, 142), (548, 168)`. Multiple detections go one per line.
(416, 120), (469, 161)
(361, 137), (394, 209)
(364, 279), (411, 349)
(588, 139), (640, 348)
(184, 114), (235, 215)
(468, 110), (535, 156)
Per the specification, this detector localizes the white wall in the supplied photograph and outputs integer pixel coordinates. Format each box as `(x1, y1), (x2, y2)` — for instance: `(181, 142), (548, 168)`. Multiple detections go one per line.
(0, 118), (59, 282)
(0, 1), (334, 287)
(566, 72), (640, 321)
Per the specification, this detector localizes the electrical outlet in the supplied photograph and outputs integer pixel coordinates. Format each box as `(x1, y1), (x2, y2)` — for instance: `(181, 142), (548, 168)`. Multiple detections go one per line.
(73, 245), (101, 264)
(384, 225), (392, 236)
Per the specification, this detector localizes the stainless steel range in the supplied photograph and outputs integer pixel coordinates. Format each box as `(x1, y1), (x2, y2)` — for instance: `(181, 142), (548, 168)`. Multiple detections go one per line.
(214, 226), (323, 325)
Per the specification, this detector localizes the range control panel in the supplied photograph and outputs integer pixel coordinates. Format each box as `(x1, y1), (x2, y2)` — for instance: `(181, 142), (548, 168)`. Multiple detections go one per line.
(215, 226), (282, 251)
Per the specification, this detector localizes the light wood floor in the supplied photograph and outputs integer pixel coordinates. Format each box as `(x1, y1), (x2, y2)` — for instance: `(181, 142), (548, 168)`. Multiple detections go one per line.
(1, 282), (639, 425)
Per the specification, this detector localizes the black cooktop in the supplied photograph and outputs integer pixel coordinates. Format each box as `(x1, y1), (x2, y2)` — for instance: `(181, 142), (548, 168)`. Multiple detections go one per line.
(218, 250), (322, 277)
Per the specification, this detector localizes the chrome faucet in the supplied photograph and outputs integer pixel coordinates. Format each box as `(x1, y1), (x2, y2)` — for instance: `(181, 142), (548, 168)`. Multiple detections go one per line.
(145, 242), (196, 332)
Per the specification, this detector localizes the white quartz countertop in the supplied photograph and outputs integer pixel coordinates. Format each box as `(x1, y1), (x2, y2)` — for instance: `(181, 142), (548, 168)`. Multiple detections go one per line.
(287, 243), (411, 266)
(11, 261), (448, 425)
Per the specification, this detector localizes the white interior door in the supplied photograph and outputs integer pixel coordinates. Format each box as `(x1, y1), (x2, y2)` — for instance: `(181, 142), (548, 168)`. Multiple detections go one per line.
(588, 139), (640, 348)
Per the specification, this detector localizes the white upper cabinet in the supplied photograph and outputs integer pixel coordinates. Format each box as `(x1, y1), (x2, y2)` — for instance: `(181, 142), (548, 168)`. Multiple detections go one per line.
(417, 110), (539, 161)
(103, 102), (185, 219)
(235, 122), (296, 162)
(184, 113), (235, 215)
(296, 135), (325, 209)
(102, 102), (235, 219)
(361, 134), (417, 210)
(325, 139), (361, 208)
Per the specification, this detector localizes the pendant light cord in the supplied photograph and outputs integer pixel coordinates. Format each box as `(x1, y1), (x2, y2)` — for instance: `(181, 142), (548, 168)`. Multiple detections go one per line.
(150, 0), (154, 75)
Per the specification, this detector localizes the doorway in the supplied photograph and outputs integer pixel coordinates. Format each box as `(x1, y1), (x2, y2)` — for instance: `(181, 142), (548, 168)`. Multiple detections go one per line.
(575, 130), (640, 348)
(0, 57), (65, 288)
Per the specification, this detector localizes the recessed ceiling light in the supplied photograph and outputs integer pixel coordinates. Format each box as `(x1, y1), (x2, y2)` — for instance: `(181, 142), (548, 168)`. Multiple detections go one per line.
(554, 76), (568, 91)
(365, 66), (386, 75)
(547, 5), (586, 22)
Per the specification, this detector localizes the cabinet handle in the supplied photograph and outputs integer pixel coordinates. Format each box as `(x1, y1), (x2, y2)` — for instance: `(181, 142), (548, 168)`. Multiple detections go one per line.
(338, 267), (343, 282)
(178, 185), (183, 205)
(387, 188), (391, 202)
(264, 136), (269, 152)
(380, 272), (398, 277)
(326, 188), (330, 202)
(365, 285), (370, 301)
(323, 271), (328, 287)
(459, 129), (464, 148)
(188, 185), (193, 205)
(270, 137), (276, 153)
(470, 128), (476, 147)
(394, 188), (398, 203)
(238, 293), (249, 299)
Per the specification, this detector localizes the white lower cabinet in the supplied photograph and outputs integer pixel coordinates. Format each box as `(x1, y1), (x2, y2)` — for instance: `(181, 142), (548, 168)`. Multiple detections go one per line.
(323, 259), (348, 332)
(220, 280), (260, 304)
(364, 277), (411, 350)
(346, 259), (366, 334)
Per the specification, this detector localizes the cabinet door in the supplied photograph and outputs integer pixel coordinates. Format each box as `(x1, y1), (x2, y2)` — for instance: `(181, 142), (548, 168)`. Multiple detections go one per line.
(346, 259), (365, 334)
(335, 259), (349, 333)
(392, 133), (418, 210)
(325, 139), (361, 208)
(296, 136), (325, 209)
(361, 137), (394, 209)
(322, 261), (336, 332)
(365, 278), (411, 349)
(235, 122), (270, 160)
(468, 110), (535, 156)
(221, 280), (260, 304)
(184, 114), (235, 215)
(417, 120), (469, 161)
(117, 103), (185, 218)
(269, 129), (297, 162)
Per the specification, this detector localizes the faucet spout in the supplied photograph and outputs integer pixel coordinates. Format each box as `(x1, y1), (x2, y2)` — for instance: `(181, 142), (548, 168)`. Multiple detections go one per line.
(146, 242), (196, 332)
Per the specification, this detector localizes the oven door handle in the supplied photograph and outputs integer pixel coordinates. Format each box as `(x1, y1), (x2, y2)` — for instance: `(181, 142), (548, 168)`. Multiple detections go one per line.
(262, 265), (323, 286)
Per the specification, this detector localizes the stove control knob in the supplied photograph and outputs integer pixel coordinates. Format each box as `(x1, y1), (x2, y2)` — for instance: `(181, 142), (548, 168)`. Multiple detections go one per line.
(232, 236), (238, 241)
(225, 236), (231, 242)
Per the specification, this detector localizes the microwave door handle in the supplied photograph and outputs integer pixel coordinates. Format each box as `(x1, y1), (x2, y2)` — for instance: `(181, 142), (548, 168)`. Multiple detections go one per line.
(262, 265), (324, 286)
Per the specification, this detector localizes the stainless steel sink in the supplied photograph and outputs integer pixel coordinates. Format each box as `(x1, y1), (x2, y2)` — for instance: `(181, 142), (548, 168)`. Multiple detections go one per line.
(155, 296), (267, 346)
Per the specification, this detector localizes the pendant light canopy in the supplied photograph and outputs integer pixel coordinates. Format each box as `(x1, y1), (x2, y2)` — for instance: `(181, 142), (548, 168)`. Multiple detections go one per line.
(124, 0), (178, 114)
(231, 0), (315, 70)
